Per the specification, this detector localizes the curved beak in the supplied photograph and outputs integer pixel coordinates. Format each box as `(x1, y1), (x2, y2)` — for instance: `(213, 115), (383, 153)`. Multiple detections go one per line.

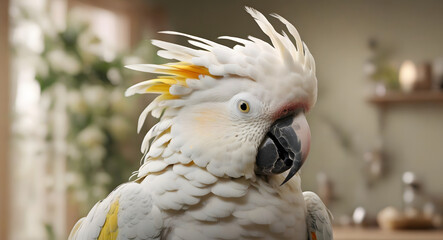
(255, 113), (311, 185)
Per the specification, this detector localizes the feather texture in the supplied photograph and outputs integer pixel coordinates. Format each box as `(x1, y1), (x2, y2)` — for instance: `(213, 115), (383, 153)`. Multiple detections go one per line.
(71, 7), (318, 240)
(304, 191), (334, 240)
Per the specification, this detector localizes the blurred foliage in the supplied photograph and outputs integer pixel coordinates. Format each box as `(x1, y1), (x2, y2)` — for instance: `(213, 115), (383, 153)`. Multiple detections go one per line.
(34, 15), (149, 212)
(365, 38), (399, 90)
(44, 224), (56, 240)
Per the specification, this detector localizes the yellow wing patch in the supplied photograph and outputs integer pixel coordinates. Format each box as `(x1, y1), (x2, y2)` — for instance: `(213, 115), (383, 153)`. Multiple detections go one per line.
(98, 198), (120, 240)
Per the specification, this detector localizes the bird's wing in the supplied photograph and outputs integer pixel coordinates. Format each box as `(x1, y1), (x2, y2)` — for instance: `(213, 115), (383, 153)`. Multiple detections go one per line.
(68, 182), (163, 240)
(303, 191), (333, 240)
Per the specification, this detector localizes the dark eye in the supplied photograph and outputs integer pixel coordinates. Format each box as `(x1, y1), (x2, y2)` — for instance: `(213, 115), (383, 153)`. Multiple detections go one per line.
(238, 100), (250, 113)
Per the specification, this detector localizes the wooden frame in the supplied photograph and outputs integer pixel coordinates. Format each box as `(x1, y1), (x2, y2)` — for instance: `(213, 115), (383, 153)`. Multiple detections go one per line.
(0, 0), (10, 239)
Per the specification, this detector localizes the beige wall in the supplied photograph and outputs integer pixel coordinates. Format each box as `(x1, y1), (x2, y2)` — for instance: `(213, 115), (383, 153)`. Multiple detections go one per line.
(0, 0), (10, 238)
(156, 0), (443, 216)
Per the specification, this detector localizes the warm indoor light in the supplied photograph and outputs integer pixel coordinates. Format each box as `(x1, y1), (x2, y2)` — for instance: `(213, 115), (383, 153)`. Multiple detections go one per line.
(399, 60), (417, 92)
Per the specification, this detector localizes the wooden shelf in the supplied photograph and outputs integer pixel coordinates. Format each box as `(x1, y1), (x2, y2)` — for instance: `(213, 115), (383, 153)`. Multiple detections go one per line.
(334, 227), (443, 240)
(368, 91), (443, 105)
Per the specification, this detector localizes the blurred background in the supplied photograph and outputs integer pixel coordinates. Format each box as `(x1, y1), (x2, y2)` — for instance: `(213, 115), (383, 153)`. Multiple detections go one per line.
(1, 0), (443, 239)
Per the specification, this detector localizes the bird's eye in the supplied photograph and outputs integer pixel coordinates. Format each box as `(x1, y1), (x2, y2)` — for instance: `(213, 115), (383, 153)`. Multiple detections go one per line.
(238, 100), (250, 113)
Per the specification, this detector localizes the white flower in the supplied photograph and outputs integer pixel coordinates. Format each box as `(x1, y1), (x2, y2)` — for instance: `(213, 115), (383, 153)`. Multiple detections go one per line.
(77, 30), (101, 60)
(108, 116), (130, 140)
(47, 48), (81, 75)
(77, 125), (106, 148)
(15, 0), (46, 13)
(11, 20), (44, 53)
(67, 91), (88, 114)
(39, 16), (57, 38)
(107, 68), (122, 85)
(82, 85), (108, 112)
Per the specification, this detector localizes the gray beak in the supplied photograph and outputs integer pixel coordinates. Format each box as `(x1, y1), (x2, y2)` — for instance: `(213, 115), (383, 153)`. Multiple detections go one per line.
(255, 113), (311, 185)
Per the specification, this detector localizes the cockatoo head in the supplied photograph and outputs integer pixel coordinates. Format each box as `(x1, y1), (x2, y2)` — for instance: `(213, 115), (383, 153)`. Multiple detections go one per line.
(126, 7), (317, 184)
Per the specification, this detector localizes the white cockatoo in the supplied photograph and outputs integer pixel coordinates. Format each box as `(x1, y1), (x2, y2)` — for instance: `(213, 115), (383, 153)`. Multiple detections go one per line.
(69, 7), (333, 240)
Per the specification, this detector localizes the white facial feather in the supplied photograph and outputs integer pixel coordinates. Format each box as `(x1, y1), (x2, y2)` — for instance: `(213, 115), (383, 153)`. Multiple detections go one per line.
(168, 79), (269, 179)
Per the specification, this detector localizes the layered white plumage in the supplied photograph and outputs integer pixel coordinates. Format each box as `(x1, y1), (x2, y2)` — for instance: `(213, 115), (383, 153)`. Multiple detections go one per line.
(304, 192), (334, 240)
(69, 7), (332, 240)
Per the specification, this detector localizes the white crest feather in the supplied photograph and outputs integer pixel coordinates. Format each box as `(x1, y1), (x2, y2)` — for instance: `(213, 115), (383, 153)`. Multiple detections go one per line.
(126, 7), (317, 169)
